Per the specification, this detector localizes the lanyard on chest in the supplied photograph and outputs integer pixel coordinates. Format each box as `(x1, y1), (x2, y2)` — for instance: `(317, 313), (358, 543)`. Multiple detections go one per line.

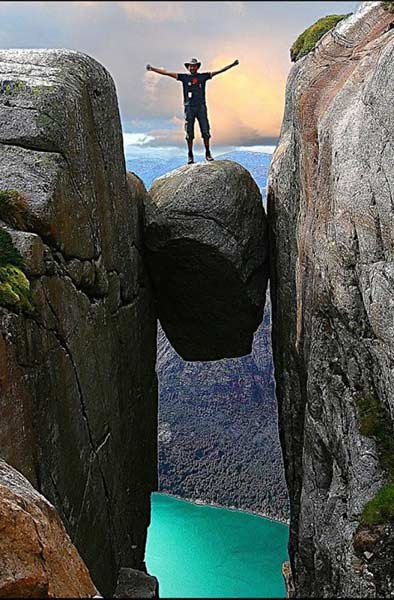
(187, 76), (202, 98)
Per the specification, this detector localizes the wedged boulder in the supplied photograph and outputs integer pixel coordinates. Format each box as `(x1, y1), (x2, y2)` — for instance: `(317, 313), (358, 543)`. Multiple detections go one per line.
(0, 459), (98, 598)
(144, 160), (268, 361)
(0, 50), (157, 595)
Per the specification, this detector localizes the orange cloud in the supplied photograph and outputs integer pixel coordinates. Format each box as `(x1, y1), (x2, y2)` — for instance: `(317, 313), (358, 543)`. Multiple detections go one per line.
(144, 45), (286, 146)
(206, 52), (285, 144)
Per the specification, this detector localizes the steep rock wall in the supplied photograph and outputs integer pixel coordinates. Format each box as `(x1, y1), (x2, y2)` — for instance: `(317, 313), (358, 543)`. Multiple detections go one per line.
(268, 3), (394, 597)
(0, 50), (157, 595)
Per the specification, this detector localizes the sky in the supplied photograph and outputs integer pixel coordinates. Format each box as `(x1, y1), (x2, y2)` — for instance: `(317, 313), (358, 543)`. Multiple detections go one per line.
(0, 1), (359, 151)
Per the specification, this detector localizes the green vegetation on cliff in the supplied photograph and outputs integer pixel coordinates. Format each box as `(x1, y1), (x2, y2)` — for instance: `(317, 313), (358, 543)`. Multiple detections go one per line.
(360, 484), (394, 525)
(357, 393), (394, 480)
(0, 229), (32, 311)
(290, 14), (351, 62)
(357, 393), (394, 525)
(0, 228), (23, 269)
(382, 2), (394, 14)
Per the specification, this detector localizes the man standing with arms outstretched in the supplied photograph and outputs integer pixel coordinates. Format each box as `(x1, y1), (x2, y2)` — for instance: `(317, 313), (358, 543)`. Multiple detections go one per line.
(146, 58), (239, 164)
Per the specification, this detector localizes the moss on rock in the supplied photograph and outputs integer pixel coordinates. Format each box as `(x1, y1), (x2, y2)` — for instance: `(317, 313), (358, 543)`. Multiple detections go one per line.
(0, 265), (32, 310)
(0, 228), (23, 268)
(1, 79), (28, 95)
(382, 1), (394, 14)
(290, 14), (351, 62)
(360, 484), (394, 526)
(0, 229), (32, 311)
(356, 393), (394, 526)
(357, 393), (394, 480)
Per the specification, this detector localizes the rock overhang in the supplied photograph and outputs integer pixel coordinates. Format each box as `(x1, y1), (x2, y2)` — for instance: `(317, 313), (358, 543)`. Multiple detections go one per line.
(144, 160), (269, 361)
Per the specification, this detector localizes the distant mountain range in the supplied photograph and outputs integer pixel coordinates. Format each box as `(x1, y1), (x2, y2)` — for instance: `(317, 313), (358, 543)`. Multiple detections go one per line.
(126, 147), (289, 521)
(126, 150), (272, 202)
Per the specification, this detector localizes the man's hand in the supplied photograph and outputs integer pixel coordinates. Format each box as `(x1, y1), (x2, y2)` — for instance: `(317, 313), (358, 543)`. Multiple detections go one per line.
(145, 65), (178, 79)
(211, 60), (239, 77)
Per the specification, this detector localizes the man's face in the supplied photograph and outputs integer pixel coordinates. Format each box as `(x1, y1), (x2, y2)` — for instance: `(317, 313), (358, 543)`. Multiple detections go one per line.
(187, 64), (199, 74)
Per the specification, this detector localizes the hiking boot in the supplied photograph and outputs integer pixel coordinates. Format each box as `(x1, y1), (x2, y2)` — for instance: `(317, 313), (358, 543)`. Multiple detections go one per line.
(187, 154), (194, 164)
(205, 153), (214, 162)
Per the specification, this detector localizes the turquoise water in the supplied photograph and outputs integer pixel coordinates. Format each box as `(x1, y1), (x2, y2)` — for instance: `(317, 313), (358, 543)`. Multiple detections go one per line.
(146, 493), (289, 598)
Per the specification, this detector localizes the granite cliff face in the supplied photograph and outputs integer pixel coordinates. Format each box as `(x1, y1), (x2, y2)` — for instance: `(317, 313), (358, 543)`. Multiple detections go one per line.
(0, 459), (98, 598)
(4, 18), (394, 596)
(144, 161), (268, 361)
(268, 3), (394, 596)
(0, 49), (157, 595)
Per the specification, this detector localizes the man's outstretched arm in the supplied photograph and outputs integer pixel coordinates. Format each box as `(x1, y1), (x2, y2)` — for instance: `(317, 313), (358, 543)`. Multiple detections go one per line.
(146, 64), (178, 79)
(211, 59), (239, 77)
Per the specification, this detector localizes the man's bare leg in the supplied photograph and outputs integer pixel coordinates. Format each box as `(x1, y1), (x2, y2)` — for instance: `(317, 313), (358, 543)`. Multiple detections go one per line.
(187, 139), (194, 164)
(203, 137), (213, 161)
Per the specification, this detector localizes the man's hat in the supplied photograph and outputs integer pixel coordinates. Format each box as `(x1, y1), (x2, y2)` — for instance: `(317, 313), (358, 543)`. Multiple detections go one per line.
(184, 58), (201, 68)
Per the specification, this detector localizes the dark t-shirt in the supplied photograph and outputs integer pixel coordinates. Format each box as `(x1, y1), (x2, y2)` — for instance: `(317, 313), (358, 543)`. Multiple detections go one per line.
(177, 72), (212, 107)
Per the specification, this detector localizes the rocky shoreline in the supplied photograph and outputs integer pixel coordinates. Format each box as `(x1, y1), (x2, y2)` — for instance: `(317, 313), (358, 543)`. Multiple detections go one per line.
(157, 491), (290, 527)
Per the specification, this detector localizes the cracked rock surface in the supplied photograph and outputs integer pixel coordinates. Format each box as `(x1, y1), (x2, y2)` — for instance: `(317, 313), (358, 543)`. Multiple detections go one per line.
(0, 459), (98, 598)
(268, 3), (394, 597)
(144, 160), (268, 361)
(0, 50), (157, 595)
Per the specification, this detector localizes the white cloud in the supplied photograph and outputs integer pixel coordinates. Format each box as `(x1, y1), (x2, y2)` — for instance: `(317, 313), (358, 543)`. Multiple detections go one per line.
(123, 132), (155, 146)
(236, 145), (277, 154)
(224, 2), (246, 16)
(120, 1), (186, 22)
(143, 70), (162, 108)
(124, 144), (189, 160)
